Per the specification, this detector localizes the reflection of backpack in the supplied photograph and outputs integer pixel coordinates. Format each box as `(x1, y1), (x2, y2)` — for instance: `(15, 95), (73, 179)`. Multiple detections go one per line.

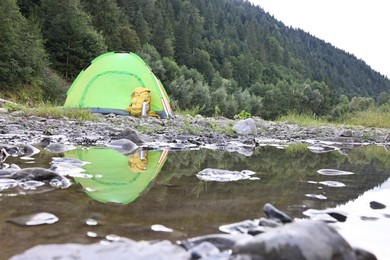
(128, 151), (148, 172)
(127, 87), (151, 117)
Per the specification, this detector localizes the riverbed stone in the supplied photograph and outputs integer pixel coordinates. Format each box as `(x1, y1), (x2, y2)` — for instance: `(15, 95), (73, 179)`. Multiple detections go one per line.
(189, 241), (221, 259)
(179, 234), (252, 251)
(263, 203), (293, 223)
(340, 129), (353, 137)
(369, 201), (386, 210)
(44, 143), (76, 153)
(10, 239), (189, 260)
(233, 118), (257, 136)
(9, 167), (71, 189)
(259, 217), (283, 228)
(232, 220), (357, 260)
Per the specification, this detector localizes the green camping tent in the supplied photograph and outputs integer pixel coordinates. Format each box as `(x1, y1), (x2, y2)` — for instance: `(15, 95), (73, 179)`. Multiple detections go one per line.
(65, 148), (169, 204)
(64, 52), (173, 118)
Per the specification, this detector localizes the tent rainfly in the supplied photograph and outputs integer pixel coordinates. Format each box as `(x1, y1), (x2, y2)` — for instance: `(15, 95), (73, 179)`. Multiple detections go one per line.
(65, 148), (169, 205)
(64, 52), (173, 118)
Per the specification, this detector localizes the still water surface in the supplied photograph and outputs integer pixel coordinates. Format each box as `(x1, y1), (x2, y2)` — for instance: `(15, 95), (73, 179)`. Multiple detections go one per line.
(0, 144), (389, 259)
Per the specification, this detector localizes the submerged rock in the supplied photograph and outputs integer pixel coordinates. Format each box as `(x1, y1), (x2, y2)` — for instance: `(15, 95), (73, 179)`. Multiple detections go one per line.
(8, 212), (58, 226)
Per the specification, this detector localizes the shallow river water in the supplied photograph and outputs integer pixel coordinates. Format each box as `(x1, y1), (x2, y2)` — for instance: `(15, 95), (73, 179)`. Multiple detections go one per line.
(1, 143), (390, 259)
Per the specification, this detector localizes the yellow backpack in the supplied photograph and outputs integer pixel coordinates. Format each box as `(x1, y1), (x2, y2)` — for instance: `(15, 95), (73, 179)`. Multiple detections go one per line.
(128, 151), (148, 172)
(127, 87), (151, 117)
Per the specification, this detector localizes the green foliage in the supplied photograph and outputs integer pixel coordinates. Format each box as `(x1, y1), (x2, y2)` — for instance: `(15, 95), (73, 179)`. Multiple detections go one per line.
(234, 110), (252, 120)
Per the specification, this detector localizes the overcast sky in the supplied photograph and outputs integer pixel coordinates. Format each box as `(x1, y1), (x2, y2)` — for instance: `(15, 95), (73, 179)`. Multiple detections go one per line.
(248, 0), (390, 78)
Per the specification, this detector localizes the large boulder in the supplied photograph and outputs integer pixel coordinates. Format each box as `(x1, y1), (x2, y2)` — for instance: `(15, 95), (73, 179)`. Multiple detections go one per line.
(232, 220), (357, 260)
(233, 118), (257, 136)
(115, 128), (144, 145)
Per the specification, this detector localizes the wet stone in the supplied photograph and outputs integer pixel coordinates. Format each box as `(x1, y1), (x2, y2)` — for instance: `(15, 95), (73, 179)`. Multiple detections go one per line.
(196, 168), (258, 182)
(263, 203), (293, 223)
(8, 212), (58, 226)
(151, 224), (173, 233)
(259, 217), (282, 228)
(10, 167), (71, 189)
(11, 239), (189, 260)
(232, 220), (357, 260)
(303, 209), (348, 223)
(317, 169), (354, 176)
(219, 220), (259, 235)
(0, 179), (18, 190)
(106, 139), (138, 154)
(370, 201), (386, 210)
(189, 242), (220, 260)
(45, 143), (76, 153)
(22, 144), (40, 157)
(179, 234), (252, 251)
(361, 216), (379, 221)
(310, 213), (338, 223)
(51, 157), (90, 167)
(305, 194), (327, 200)
(247, 226), (267, 236)
(319, 181), (346, 188)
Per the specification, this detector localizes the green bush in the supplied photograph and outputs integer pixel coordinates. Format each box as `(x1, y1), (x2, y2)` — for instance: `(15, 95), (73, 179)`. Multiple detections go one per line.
(234, 110), (252, 120)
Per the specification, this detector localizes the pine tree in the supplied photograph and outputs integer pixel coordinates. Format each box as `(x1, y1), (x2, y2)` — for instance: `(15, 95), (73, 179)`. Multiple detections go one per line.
(38, 0), (107, 80)
(0, 0), (48, 90)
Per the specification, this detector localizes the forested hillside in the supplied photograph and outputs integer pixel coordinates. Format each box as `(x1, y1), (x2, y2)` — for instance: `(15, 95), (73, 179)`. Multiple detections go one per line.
(1, 0), (390, 119)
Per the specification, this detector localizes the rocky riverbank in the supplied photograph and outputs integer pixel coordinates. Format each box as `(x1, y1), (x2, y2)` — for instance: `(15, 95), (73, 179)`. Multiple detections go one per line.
(1, 110), (389, 153)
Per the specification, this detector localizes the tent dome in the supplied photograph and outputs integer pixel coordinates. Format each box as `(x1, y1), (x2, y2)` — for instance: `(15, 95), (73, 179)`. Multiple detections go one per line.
(64, 52), (172, 118)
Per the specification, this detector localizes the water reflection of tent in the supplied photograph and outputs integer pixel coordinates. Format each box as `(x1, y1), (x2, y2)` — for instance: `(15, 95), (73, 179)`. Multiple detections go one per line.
(65, 148), (168, 204)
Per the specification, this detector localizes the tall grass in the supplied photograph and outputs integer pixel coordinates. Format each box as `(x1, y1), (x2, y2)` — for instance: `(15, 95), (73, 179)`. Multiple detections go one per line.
(342, 111), (390, 128)
(277, 111), (390, 128)
(276, 113), (331, 127)
(20, 103), (97, 121)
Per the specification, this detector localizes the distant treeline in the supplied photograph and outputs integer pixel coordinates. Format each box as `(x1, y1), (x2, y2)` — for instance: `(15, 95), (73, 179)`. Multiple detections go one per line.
(1, 0), (390, 119)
